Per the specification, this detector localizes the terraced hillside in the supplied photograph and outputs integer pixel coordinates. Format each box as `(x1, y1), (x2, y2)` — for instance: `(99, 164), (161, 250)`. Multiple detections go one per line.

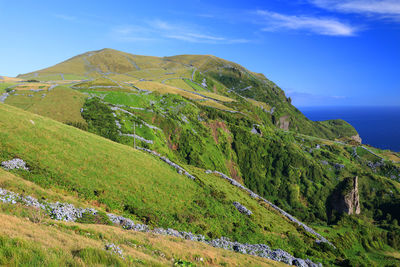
(16, 48), (360, 140)
(1, 48), (400, 266)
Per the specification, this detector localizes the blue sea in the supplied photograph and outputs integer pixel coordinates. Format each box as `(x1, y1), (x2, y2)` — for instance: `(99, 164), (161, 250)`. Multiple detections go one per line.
(299, 106), (400, 152)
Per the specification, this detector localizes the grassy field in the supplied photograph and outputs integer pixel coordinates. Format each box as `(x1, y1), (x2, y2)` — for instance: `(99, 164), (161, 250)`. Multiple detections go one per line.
(134, 81), (205, 100)
(82, 91), (156, 108)
(74, 78), (120, 88)
(0, 82), (14, 93)
(11, 83), (50, 91)
(0, 104), (319, 255)
(0, 208), (284, 267)
(199, 92), (235, 102)
(5, 86), (87, 124)
(184, 79), (207, 92)
(247, 98), (271, 111)
(0, 169), (285, 267)
(197, 100), (234, 111)
(164, 78), (195, 91)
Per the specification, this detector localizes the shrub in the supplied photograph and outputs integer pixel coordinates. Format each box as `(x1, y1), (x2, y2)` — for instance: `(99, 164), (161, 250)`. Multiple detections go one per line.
(76, 211), (113, 225)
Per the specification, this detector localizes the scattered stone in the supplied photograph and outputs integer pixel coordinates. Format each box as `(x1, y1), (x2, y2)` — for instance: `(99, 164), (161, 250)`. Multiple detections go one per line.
(0, 186), (321, 266)
(333, 163), (345, 170)
(105, 243), (124, 258)
(233, 201), (252, 215)
(0, 91), (12, 103)
(119, 132), (153, 144)
(48, 202), (97, 222)
(206, 170), (334, 247)
(1, 158), (29, 171)
(201, 78), (207, 88)
(251, 125), (261, 135)
(180, 115), (188, 123)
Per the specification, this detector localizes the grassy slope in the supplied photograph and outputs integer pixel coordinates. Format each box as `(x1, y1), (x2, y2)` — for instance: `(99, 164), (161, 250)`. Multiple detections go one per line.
(0, 104), (318, 256)
(0, 170), (284, 267)
(5, 86), (87, 124)
(16, 48), (359, 141)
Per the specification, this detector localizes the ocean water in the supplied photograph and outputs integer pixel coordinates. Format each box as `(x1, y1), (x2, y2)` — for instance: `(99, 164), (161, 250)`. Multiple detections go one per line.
(299, 106), (400, 152)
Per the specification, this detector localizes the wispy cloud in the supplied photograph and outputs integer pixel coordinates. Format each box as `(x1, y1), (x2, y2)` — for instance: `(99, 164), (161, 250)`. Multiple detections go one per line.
(256, 10), (357, 36)
(112, 19), (249, 44)
(53, 14), (76, 21)
(310, 0), (400, 21)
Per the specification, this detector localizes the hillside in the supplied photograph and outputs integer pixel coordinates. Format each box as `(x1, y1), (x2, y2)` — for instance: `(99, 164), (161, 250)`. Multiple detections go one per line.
(1, 48), (400, 266)
(16, 48), (358, 140)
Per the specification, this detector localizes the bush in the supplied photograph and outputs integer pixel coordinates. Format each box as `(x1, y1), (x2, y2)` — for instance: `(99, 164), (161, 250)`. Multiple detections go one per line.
(76, 211), (113, 225)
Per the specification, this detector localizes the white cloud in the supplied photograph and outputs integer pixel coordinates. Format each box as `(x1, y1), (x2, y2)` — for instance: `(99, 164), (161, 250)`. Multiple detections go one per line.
(112, 19), (250, 44)
(257, 10), (357, 36)
(310, 0), (400, 20)
(149, 19), (249, 44)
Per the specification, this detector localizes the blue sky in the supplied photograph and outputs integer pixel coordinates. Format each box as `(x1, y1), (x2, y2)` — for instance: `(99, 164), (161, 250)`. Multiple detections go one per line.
(1, 0), (399, 106)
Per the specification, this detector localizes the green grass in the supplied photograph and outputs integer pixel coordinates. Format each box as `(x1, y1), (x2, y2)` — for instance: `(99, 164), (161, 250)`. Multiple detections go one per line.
(0, 83), (14, 93)
(184, 79), (206, 92)
(5, 86), (87, 124)
(0, 204), (285, 267)
(0, 104), (316, 255)
(82, 91), (157, 108)
(164, 79), (194, 91)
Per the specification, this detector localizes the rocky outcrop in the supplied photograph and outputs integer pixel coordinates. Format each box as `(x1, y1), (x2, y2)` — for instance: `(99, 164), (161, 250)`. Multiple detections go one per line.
(1, 158), (29, 171)
(351, 135), (362, 144)
(333, 176), (361, 215)
(279, 115), (290, 130)
(105, 243), (124, 258)
(344, 176), (361, 215)
(233, 201), (253, 215)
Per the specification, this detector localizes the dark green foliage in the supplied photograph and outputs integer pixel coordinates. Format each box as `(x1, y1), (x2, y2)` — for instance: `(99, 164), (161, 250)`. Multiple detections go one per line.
(65, 121), (88, 131)
(81, 97), (119, 141)
(174, 259), (195, 266)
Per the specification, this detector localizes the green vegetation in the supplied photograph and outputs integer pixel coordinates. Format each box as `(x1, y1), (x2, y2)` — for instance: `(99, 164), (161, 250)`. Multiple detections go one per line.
(76, 211), (113, 225)
(0, 104), (317, 255)
(0, 82), (14, 93)
(2, 48), (399, 266)
(5, 86), (87, 124)
(184, 78), (206, 92)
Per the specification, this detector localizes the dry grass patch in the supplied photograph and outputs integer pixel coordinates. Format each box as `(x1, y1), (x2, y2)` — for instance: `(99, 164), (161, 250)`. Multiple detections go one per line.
(0, 212), (284, 266)
(200, 91), (235, 102)
(12, 83), (51, 91)
(197, 100), (234, 111)
(0, 76), (24, 83)
(134, 81), (204, 100)
(247, 98), (271, 111)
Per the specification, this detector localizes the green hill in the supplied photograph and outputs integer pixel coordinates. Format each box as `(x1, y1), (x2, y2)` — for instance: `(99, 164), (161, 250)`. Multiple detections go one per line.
(16, 48), (358, 141)
(1, 48), (399, 266)
(0, 104), (329, 264)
